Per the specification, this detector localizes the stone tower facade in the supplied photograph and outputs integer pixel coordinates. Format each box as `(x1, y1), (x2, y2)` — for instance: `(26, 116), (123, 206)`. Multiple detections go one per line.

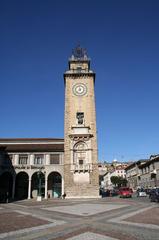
(64, 46), (99, 198)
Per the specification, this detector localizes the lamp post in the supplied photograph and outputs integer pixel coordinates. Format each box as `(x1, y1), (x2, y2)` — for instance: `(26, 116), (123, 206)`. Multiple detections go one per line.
(37, 170), (42, 201)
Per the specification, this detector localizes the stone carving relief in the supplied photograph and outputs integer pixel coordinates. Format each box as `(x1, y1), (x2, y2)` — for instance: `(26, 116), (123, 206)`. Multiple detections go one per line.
(73, 141), (87, 166)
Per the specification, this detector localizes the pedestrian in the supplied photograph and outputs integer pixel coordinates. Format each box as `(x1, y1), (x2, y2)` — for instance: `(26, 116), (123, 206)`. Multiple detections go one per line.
(62, 193), (66, 199)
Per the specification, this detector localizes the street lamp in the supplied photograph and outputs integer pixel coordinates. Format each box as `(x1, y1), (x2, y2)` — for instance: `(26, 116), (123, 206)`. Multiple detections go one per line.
(37, 170), (42, 201)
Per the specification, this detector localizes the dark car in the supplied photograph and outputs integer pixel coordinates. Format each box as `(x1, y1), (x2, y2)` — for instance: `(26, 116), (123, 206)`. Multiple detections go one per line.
(145, 188), (151, 195)
(101, 190), (111, 197)
(100, 188), (110, 197)
(149, 188), (159, 202)
(110, 189), (118, 197)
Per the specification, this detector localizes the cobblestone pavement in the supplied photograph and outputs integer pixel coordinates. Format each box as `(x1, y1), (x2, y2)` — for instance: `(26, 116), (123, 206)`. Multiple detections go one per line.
(0, 195), (159, 240)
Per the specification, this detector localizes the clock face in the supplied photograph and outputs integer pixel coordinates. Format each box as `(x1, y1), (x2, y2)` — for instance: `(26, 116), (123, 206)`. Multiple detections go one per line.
(72, 83), (87, 96)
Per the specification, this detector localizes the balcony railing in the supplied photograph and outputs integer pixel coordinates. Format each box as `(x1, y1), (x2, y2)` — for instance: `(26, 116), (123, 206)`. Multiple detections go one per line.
(71, 164), (92, 172)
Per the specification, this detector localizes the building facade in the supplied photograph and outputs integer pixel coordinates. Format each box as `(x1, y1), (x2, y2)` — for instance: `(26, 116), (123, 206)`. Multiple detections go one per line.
(125, 155), (159, 189)
(0, 138), (64, 201)
(125, 160), (147, 190)
(0, 46), (100, 201)
(102, 165), (126, 189)
(138, 155), (159, 188)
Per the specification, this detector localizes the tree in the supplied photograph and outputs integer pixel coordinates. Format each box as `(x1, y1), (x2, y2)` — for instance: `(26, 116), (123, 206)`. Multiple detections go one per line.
(110, 176), (127, 188)
(110, 176), (120, 187)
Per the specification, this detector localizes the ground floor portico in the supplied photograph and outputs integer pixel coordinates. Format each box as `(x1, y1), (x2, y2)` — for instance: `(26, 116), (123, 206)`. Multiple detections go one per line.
(0, 167), (64, 202)
(0, 138), (65, 202)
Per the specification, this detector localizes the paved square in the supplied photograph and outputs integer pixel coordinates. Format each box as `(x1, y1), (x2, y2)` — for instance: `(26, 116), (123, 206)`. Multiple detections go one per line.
(125, 207), (159, 226)
(0, 212), (50, 234)
(1, 198), (158, 240)
(44, 203), (128, 216)
(66, 232), (118, 240)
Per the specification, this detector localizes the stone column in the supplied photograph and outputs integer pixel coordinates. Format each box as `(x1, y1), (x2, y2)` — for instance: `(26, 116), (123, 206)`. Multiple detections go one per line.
(45, 175), (48, 199)
(15, 154), (19, 165)
(46, 154), (50, 165)
(28, 176), (31, 199)
(12, 174), (16, 199)
(30, 154), (34, 165)
(60, 154), (63, 165)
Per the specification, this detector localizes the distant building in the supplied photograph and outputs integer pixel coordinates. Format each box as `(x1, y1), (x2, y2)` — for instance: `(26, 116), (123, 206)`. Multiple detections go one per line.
(138, 155), (159, 188)
(100, 161), (130, 189)
(125, 160), (147, 190)
(98, 162), (109, 175)
(125, 155), (159, 189)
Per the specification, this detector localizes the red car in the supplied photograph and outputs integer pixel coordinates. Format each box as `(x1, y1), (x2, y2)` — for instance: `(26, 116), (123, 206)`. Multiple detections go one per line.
(119, 187), (132, 198)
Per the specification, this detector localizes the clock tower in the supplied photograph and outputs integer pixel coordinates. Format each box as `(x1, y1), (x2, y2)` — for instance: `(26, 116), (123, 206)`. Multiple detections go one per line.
(64, 46), (99, 198)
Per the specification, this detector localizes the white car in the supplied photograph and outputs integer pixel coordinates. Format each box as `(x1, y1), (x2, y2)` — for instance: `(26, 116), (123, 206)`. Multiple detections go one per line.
(137, 190), (147, 197)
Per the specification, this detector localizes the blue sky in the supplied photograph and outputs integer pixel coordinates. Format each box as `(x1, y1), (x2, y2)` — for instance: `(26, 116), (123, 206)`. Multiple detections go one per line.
(0, 0), (159, 162)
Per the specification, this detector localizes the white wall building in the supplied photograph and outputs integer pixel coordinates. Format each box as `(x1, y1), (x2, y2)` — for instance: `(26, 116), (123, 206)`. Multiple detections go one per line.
(103, 166), (126, 189)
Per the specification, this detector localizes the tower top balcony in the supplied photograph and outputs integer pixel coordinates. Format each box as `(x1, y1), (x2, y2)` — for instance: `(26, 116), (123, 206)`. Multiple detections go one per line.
(69, 45), (90, 62)
(64, 45), (95, 82)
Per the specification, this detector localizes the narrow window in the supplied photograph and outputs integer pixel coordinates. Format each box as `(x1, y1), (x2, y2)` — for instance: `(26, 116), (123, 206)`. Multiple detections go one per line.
(79, 160), (83, 165)
(19, 155), (28, 165)
(50, 154), (60, 164)
(34, 155), (44, 165)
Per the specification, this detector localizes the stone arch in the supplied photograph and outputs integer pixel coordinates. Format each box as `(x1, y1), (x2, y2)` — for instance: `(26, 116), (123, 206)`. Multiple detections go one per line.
(74, 141), (88, 150)
(0, 171), (13, 202)
(48, 172), (62, 198)
(31, 171), (45, 198)
(73, 141), (88, 165)
(15, 171), (29, 200)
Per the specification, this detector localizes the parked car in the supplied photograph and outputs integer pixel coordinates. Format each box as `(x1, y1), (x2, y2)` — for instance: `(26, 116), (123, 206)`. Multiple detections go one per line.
(149, 188), (159, 202)
(145, 188), (152, 195)
(100, 189), (111, 197)
(119, 187), (132, 198)
(110, 189), (118, 197)
(137, 189), (147, 197)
